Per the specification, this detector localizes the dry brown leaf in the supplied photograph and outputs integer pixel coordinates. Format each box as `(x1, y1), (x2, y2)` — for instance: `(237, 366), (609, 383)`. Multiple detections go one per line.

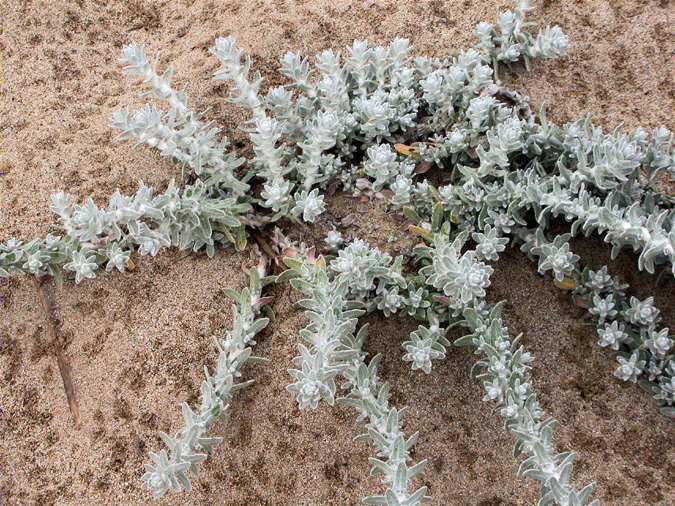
(414, 161), (432, 175)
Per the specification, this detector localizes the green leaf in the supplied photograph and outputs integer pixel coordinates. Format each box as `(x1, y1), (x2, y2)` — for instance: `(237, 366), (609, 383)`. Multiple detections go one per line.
(660, 406), (675, 418)
(222, 288), (241, 303)
(453, 334), (475, 347)
(282, 257), (304, 270)
(261, 305), (275, 322)
(235, 226), (247, 251)
(403, 206), (422, 224)
(431, 202), (444, 232)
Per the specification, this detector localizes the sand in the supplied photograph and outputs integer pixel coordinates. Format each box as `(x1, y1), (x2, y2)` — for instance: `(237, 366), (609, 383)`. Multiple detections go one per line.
(0, 0), (674, 505)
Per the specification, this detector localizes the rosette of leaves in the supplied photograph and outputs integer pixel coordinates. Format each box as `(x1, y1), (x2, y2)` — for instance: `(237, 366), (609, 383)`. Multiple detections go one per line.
(417, 228), (494, 311)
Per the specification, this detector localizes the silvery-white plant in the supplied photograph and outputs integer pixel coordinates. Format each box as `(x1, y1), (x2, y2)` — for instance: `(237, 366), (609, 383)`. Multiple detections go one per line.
(1, 180), (250, 283)
(325, 229), (344, 251)
(2, 0), (672, 284)
(521, 229), (580, 282)
(418, 231), (494, 312)
(519, 231), (674, 416)
(277, 223), (596, 504)
(363, 144), (415, 193)
(475, 0), (569, 75)
(329, 239), (404, 301)
(335, 218), (599, 505)
(292, 188), (326, 223)
(142, 264), (271, 498)
(281, 256), (429, 505)
(408, 224), (598, 505)
(472, 225), (509, 262)
(576, 272), (674, 416)
(1, 1), (673, 504)
(455, 302), (598, 506)
(518, 161), (674, 276)
(113, 44), (248, 193)
(402, 312), (451, 374)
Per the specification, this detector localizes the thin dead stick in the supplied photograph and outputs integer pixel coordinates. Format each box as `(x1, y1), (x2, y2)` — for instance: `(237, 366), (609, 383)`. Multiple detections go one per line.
(253, 231), (282, 273)
(253, 232), (276, 260)
(33, 276), (81, 428)
(170, 251), (195, 265)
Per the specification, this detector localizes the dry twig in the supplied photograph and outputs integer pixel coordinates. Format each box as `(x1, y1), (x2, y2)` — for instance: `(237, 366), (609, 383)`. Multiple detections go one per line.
(33, 276), (81, 428)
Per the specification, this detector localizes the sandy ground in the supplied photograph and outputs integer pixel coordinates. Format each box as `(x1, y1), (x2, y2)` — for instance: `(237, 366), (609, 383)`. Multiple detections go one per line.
(1, 0), (674, 505)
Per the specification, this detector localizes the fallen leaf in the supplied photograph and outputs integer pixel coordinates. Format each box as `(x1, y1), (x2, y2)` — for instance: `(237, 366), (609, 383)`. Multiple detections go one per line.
(414, 161), (432, 175)
(554, 277), (576, 290)
(572, 295), (590, 309)
(409, 225), (433, 240)
(394, 143), (416, 156)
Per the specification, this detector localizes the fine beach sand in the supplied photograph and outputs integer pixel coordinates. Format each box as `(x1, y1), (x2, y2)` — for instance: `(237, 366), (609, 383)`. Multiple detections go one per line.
(0, 1), (674, 505)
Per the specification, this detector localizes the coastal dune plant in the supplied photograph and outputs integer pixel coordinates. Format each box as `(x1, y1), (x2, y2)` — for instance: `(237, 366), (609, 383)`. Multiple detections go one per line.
(1, 1), (673, 504)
